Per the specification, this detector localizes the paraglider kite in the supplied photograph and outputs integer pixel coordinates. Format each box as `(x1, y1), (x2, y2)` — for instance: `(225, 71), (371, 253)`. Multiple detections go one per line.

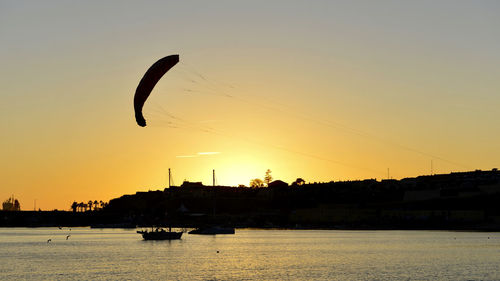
(134, 54), (179, 127)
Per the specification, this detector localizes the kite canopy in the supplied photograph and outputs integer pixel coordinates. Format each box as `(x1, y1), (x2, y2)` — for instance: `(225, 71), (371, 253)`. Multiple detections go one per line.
(134, 54), (179, 127)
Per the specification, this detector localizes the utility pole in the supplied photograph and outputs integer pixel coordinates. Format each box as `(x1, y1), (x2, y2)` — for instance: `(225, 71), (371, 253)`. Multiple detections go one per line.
(168, 168), (171, 188)
(431, 160), (433, 175)
(213, 169), (215, 187)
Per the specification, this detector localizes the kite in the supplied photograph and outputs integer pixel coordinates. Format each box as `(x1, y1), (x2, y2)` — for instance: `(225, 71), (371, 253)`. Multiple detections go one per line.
(134, 54), (179, 127)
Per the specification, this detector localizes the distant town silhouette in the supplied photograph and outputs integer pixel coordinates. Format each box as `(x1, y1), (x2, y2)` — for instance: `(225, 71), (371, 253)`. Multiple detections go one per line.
(2, 169), (500, 231)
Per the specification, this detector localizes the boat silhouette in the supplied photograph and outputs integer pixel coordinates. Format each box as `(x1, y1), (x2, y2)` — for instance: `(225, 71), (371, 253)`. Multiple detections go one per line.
(188, 226), (235, 235)
(137, 227), (182, 240)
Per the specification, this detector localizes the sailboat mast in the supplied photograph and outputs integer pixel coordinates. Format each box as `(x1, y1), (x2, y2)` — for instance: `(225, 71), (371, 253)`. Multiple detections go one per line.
(168, 168), (171, 188)
(212, 169), (216, 216)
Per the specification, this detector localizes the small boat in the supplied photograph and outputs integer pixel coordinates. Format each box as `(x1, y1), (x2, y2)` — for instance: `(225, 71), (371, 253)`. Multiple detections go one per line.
(188, 226), (235, 235)
(137, 227), (183, 240)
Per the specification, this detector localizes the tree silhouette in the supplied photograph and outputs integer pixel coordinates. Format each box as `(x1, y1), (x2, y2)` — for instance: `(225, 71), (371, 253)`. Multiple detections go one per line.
(2, 196), (20, 211)
(71, 200), (107, 212)
(78, 202), (87, 212)
(14, 200), (20, 211)
(250, 178), (264, 188)
(71, 201), (77, 213)
(292, 178), (305, 186)
(264, 169), (273, 186)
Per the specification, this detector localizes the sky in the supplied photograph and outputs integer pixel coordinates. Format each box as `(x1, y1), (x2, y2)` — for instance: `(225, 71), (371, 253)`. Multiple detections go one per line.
(1, 0), (499, 210)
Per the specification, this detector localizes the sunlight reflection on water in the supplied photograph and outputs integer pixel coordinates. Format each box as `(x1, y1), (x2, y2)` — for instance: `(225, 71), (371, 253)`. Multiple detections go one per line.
(0, 228), (499, 280)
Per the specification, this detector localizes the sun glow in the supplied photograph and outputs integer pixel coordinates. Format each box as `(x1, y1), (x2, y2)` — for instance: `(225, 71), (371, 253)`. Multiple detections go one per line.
(2, 1), (499, 210)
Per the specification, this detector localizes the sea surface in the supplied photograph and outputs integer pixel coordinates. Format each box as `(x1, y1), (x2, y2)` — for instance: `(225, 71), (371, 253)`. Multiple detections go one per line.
(0, 228), (499, 280)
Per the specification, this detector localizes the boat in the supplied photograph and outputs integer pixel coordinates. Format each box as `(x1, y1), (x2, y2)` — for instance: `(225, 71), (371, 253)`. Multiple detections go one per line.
(188, 226), (235, 235)
(137, 227), (183, 240)
(188, 170), (236, 235)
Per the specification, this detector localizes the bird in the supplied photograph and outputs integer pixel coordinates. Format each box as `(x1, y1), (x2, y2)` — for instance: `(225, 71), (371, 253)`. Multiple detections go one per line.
(47, 239), (52, 243)
(66, 235), (71, 240)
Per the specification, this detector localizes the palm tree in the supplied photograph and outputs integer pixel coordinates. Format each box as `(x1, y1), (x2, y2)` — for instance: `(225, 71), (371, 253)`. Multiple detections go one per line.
(88, 200), (93, 211)
(71, 201), (77, 213)
(93, 200), (99, 210)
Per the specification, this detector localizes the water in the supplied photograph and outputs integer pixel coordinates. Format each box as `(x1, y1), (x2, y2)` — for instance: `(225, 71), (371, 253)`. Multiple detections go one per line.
(0, 228), (499, 280)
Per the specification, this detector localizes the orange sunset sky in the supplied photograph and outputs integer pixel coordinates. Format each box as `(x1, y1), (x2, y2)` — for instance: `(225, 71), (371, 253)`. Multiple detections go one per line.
(1, 1), (499, 210)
